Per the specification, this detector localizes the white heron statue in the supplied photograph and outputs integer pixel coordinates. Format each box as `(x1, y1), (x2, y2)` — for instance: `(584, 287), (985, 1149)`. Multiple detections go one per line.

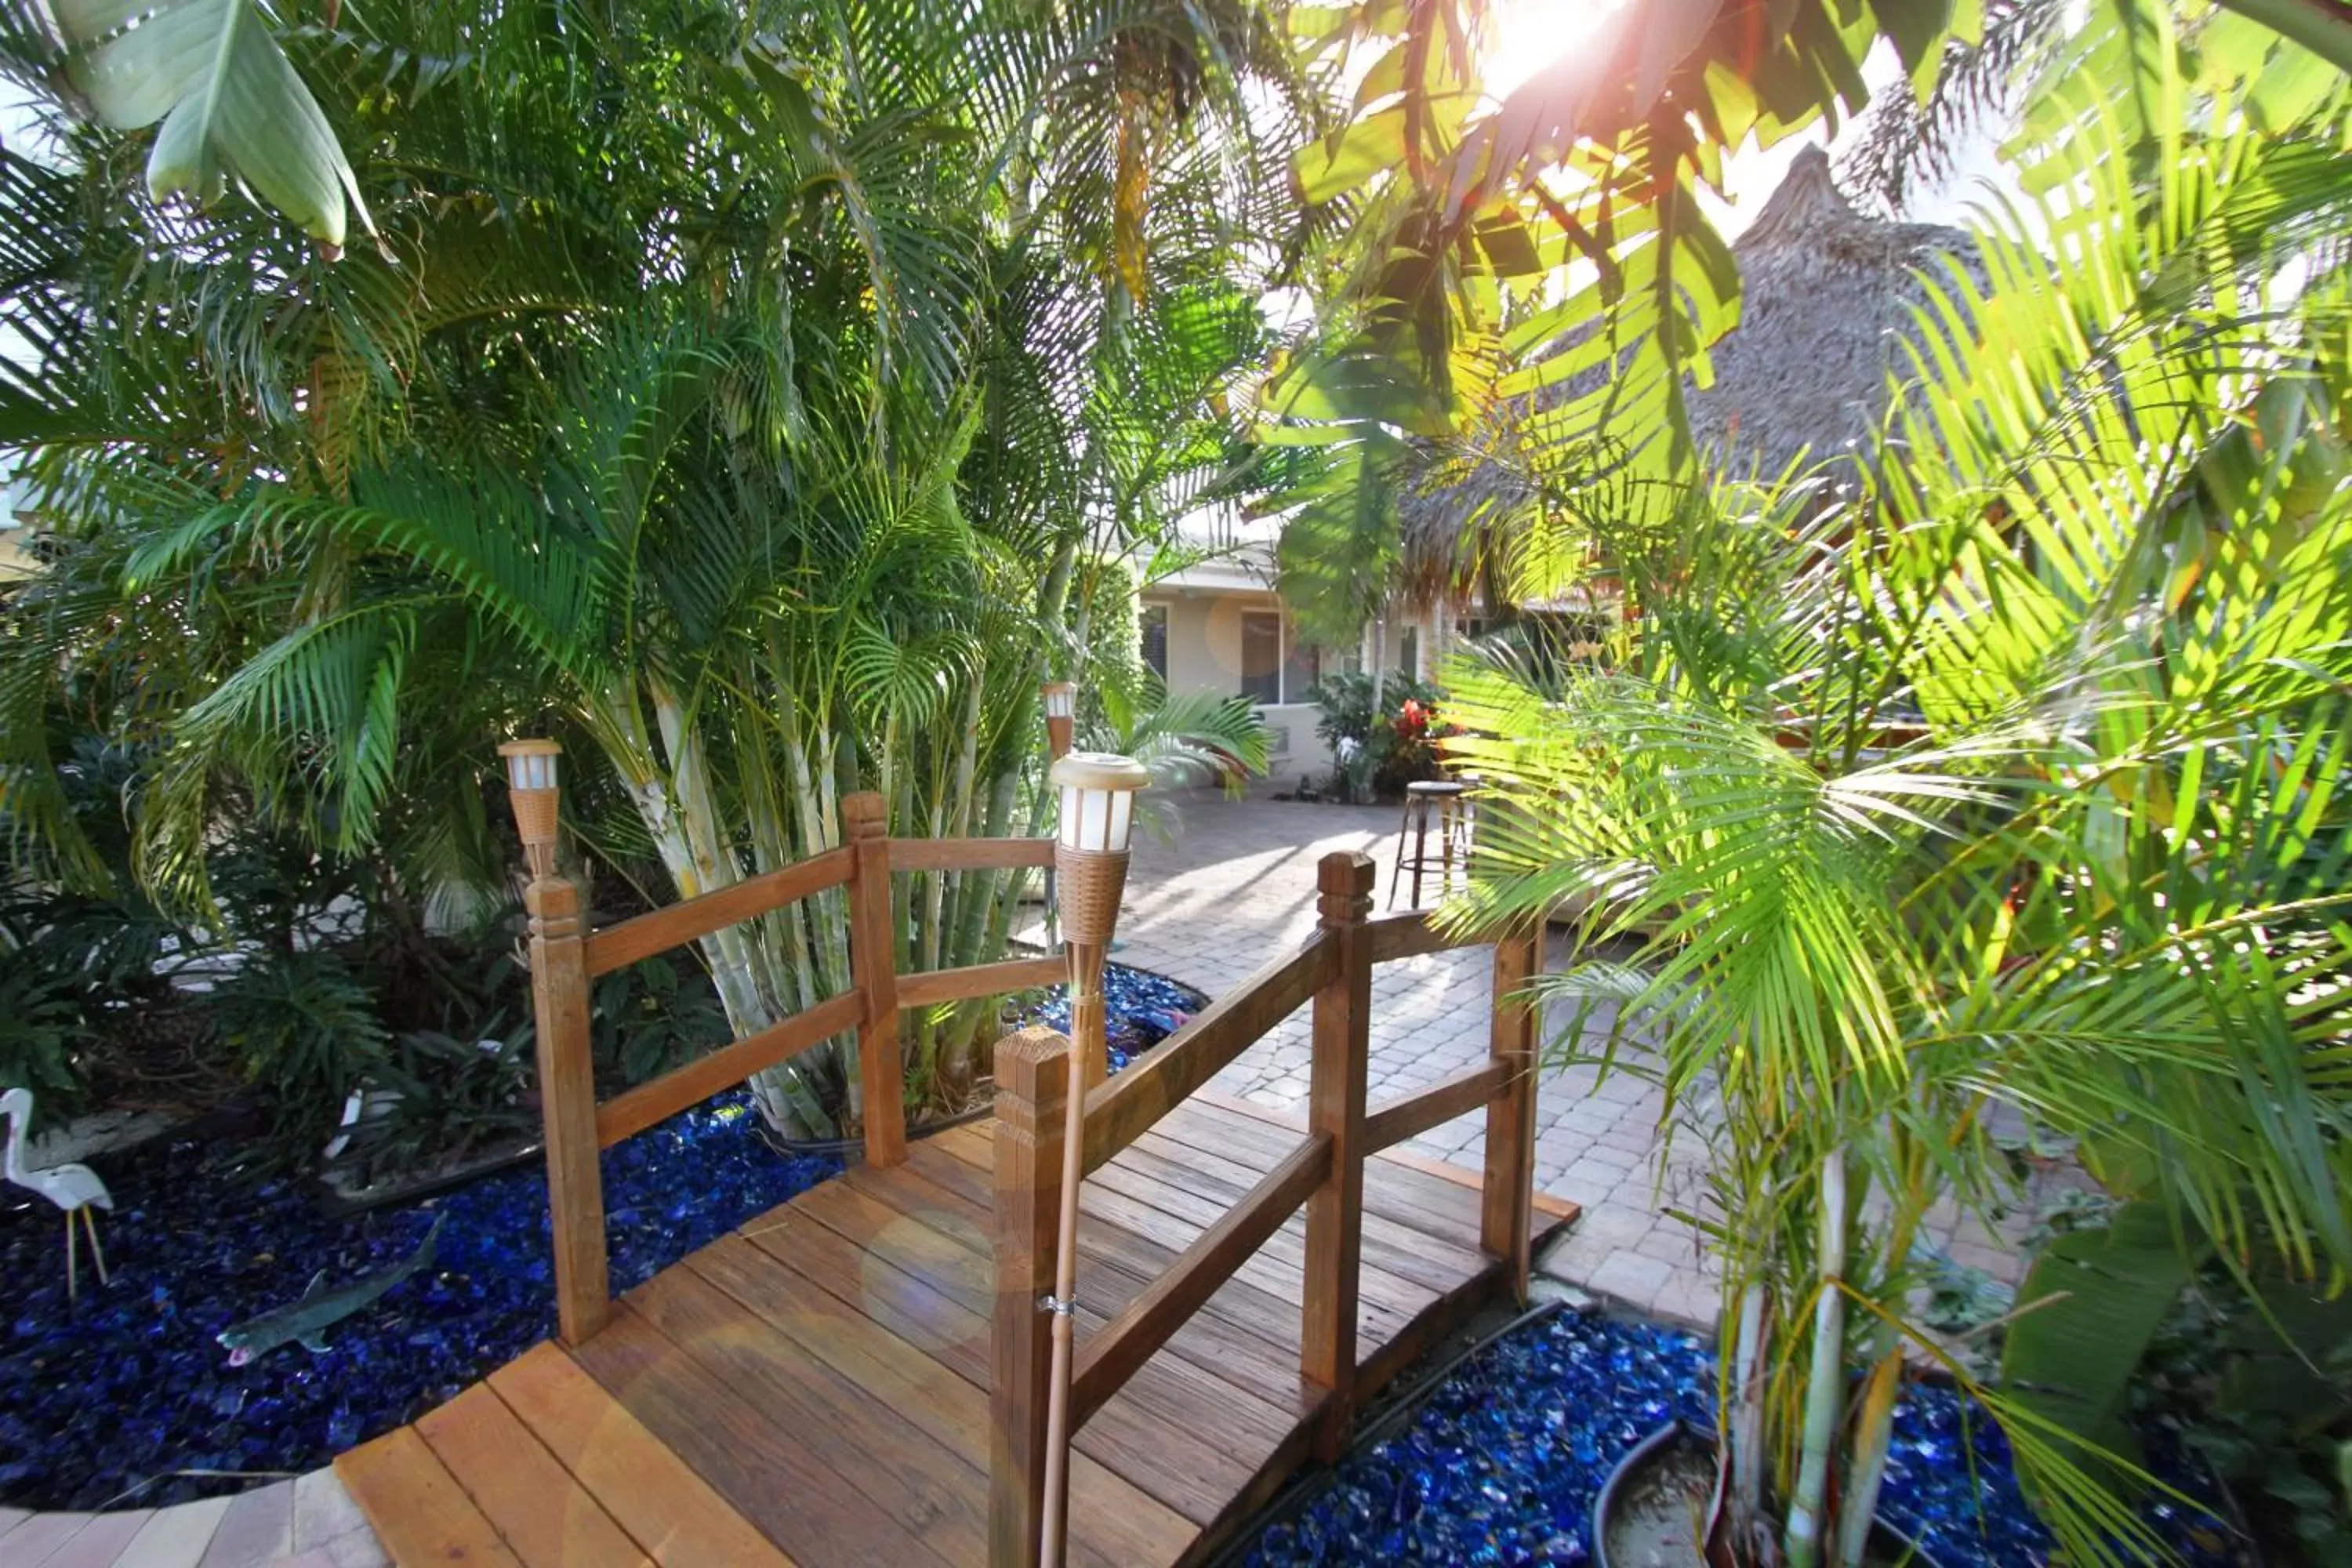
(2, 1087), (114, 1299)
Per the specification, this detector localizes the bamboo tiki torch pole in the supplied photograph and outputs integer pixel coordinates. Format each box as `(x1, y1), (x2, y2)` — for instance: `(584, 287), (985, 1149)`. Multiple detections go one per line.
(1038, 751), (1145, 1568)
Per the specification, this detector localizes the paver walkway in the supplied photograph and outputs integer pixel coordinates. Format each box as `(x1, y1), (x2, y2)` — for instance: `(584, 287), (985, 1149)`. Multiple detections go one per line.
(0, 1470), (384, 1568)
(1109, 789), (2034, 1330)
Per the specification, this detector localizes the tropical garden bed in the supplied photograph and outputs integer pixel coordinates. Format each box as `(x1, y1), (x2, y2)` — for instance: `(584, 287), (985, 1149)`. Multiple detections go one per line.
(1238, 1309), (2241, 1567)
(0, 962), (1204, 1512)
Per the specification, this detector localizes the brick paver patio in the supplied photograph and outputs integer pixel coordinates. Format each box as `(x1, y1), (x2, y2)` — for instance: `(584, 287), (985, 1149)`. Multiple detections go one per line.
(1098, 789), (2036, 1332)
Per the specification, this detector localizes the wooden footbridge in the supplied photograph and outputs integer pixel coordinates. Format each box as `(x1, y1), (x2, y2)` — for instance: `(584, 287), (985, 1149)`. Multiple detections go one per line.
(334, 798), (1568, 1566)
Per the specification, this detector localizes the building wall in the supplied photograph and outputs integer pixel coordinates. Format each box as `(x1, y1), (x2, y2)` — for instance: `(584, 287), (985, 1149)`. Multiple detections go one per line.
(1145, 586), (1443, 779)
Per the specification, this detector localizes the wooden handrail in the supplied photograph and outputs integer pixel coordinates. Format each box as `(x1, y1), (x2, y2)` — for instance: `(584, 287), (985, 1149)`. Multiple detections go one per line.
(1364, 909), (1466, 966)
(887, 835), (1057, 873)
(1068, 1131), (1332, 1426)
(1079, 936), (1333, 1176)
(1360, 1060), (1509, 1153)
(897, 953), (1065, 1011)
(593, 989), (862, 1148)
(988, 851), (1548, 1563)
(584, 847), (856, 976)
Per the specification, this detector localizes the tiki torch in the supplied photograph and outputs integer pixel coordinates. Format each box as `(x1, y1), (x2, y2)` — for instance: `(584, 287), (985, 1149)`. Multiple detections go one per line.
(497, 739), (563, 880)
(1039, 750), (1147, 1567)
(1040, 681), (1078, 761)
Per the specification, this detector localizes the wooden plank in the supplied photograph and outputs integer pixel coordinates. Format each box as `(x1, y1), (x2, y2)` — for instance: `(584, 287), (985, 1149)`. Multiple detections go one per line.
(1360, 1060), (1509, 1153)
(1483, 932), (1541, 1299)
(741, 1204), (995, 1386)
(886, 836), (1057, 873)
(1372, 1139), (1582, 1224)
(570, 1304), (952, 1568)
(412, 1383), (651, 1568)
(1363, 909), (1465, 966)
(989, 1026), (1061, 1568)
(1072, 1132), (1330, 1428)
(685, 1235), (1195, 1568)
(1102, 1130), (1483, 1303)
(625, 1264), (989, 1566)
(524, 875), (608, 1345)
(335, 1425), (524, 1568)
(774, 1165), (1286, 1525)
(926, 1123), (1423, 1352)
(594, 991), (861, 1147)
(584, 848), (854, 977)
(1080, 936), (1332, 1174)
(1302, 853), (1374, 1459)
(897, 953), (1065, 1011)
(486, 1344), (791, 1568)
(844, 793), (907, 1167)
(855, 1139), (1324, 1418)
(1147, 1098), (1518, 1250)
(1184, 1091), (1578, 1225)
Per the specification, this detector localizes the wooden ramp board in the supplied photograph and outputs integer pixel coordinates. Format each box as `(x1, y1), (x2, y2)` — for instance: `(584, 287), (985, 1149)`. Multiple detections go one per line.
(341, 1097), (1575, 1568)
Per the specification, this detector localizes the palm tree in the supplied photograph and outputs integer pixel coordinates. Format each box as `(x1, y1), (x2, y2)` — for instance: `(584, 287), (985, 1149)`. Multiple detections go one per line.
(0, 0), (1325, 1138)
(1440, 9), (2352, 1563)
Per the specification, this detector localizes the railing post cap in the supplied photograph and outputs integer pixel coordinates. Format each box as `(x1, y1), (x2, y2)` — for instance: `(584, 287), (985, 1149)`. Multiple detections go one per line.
(1316, 851), (1374, 926)
(993, 1025), (1073, 1094)
(842, 791), (887, 835)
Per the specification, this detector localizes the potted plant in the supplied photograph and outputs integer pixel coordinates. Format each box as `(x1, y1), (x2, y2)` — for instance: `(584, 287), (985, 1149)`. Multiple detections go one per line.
(1440, 26), (2352, 1563)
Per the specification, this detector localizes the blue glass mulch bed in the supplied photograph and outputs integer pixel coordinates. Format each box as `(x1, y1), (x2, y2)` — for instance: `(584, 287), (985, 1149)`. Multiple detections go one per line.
(1242, 1309), (2242, 1568)
(1015, 957), (1206, 1073)
(0, 961), (1206, 1512)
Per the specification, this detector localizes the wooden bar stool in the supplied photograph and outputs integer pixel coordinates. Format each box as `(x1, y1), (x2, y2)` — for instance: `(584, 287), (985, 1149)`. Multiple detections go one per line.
(1388, 779), (1470, 909)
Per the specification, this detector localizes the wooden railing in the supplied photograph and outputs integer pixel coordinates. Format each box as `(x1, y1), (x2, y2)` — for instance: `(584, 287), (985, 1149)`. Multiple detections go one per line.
(522, 788), (1058, 1345)
(989, 851), (1541, 1564)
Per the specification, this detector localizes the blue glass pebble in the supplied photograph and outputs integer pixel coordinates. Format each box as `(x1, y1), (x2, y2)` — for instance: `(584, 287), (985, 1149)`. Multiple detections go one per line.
(1241, 1311), (2241, 1568)
(0, 963), (1199, 1510)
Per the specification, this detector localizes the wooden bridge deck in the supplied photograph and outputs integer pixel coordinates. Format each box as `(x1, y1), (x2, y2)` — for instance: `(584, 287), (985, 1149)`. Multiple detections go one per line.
(334, 1091), (1574, 1568)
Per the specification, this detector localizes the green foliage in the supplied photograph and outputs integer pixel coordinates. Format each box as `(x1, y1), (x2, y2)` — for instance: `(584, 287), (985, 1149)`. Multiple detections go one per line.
(13, 0), (376, 249)
(1306, 670), (1443, 801)
(1432, 7), (2352, 1563)
(2005, 1207), (2352, 1563)
(1088, 677), (1271, 798)
(0, 0), (1326, 1140)
(336, 1029), (537, 1185)
(209, 947), (390, 1158)
(591, 959), (732, 1090)
(2003, 1201), (2207, 1480)
(0, 964), (91, 1107)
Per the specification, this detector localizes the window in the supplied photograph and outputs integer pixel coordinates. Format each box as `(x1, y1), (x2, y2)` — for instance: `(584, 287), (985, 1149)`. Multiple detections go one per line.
(1239, 611), (1281, 705)
(1455, 615), (1490, 643)
(1399, 626), (1420, 681)
(1140, 604), (1168, 680)
(1282, 637), (1320, 704)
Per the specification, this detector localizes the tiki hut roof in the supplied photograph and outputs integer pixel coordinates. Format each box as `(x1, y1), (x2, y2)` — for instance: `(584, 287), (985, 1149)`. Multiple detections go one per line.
(1396, 144), (1984, 604)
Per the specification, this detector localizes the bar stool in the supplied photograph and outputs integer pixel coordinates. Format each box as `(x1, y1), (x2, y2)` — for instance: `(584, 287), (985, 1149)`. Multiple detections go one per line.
(1389, 779), (1470, 909)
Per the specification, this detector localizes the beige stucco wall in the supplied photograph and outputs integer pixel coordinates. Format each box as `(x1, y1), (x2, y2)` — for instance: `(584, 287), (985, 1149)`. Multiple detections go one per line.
(1146, 587), (1445, 775)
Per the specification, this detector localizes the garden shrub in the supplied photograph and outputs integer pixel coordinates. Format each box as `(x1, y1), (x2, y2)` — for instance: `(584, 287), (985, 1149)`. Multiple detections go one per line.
(1307, 670), (1449, 801)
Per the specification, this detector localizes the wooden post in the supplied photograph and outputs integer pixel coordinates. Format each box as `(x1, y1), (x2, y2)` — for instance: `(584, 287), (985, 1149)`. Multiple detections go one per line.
(524, 873), (609, 1345)
(1482, 929), (1541, 1303)
(990, 1026), (1069, 1566)
(844, 792), (907, 1168)
(1301, 851), (1373, 1461)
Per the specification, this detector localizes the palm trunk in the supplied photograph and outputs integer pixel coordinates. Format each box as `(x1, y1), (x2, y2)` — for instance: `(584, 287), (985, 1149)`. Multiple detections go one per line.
(1726, 1280), (1770, 1546)
(1834, 1352), (1904, 1568)
(1784, 1145), (1850, 1568)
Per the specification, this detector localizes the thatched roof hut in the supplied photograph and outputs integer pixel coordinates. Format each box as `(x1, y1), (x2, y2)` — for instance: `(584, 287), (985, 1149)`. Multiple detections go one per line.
(1396, 144), (1983, 604)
